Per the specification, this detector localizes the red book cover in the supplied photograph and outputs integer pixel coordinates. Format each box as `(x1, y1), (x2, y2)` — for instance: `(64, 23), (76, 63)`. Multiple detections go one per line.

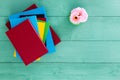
(24, 4), (37, 11)
(6, 19), (48, 65)
(50, 27), (61, 45)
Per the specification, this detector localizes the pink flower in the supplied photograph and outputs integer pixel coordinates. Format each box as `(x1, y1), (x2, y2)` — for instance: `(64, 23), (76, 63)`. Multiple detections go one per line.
(70, 7), (88, 25)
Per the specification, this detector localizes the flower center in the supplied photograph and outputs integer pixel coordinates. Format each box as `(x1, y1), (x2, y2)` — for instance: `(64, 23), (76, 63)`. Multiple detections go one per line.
(74, 16), (78, 19)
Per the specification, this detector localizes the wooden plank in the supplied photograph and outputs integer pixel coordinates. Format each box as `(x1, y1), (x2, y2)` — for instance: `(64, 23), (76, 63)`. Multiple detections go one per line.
(0, 63), (120, 80)
(0, 0), (120, 16)
(36, 0), (120, 16)
(0, 0), (38, 16)
(1, 17), (120, 40)
(1, 41), (120, 62)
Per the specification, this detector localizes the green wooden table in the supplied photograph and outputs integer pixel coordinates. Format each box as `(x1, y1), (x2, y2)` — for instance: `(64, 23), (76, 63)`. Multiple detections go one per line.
(0, 0), (120, 79)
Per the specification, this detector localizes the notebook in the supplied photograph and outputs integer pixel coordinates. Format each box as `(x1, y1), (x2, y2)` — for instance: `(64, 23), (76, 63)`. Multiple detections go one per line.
(10, 16), (39, 59)
(37, 21), (45, 41)
(9, 7), (46, 20)
(6, 19), (48, 65)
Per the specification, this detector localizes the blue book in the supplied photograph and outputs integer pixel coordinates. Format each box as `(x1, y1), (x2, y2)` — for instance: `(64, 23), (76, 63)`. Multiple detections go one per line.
(9, 7), (46, 19)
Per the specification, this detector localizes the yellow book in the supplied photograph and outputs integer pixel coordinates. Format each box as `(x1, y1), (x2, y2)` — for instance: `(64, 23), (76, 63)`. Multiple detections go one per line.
(37, 22), (46, 41)
(13, 50), (16, 57)
(13, 50), (41, 61)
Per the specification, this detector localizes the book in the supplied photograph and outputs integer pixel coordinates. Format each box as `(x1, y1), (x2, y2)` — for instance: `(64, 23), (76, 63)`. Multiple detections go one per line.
(6, 19), (48, 65)
(9, 7), (46, 20)
(10, 16), (39, 59)
(37, 21), (45, 41)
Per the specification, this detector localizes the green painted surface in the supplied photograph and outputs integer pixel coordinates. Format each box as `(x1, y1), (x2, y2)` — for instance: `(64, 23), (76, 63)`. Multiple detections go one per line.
(0, 0), (120, 80)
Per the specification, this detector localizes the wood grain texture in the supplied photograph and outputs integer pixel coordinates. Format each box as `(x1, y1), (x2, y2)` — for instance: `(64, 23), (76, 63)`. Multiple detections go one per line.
(36, 0), (120, 16)
(0, 0), (120, 80)
(1, 17), (120, 40)
(1, 41), (120, 62)
(0, 63), (120, 80)
(0, 0), (120, 16)
(0, 0), (38, 16)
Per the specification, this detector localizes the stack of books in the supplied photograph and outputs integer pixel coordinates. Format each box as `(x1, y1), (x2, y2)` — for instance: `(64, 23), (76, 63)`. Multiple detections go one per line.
(5, 4), (61, 66)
